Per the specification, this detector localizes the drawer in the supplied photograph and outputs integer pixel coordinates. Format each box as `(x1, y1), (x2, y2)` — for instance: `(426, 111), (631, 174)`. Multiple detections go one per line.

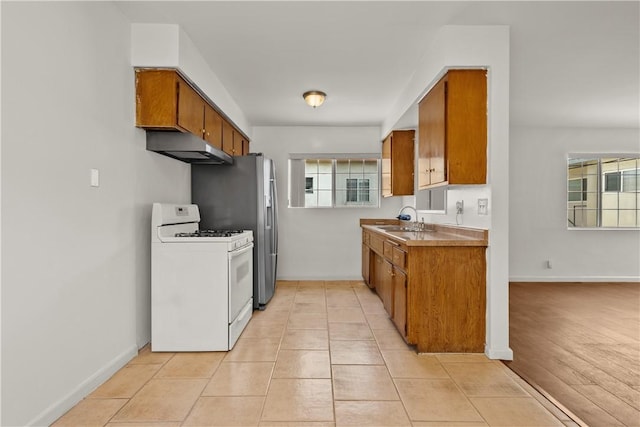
(369, 235), (384, 254)
(392, 246), (407, 269)
(383, 240), (395, 260)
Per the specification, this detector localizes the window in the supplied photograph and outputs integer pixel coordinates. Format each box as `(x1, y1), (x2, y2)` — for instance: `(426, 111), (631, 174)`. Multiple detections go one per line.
(289, 155), (380, 208)
(346, 178), (370, 203)
(604, 172), (621, 192)
(567, 155), (639, 228)
(568, 177), (588, 202)
(604, 170), (638, 193)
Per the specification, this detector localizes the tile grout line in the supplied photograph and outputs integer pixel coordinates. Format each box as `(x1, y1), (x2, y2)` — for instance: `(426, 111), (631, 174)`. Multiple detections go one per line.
(437, 360), (497, 426)
(102, 349), (178, 426)
(257, 280), (297, 425)
(355, 281), (414, 425)
(324, 281), (338, 425)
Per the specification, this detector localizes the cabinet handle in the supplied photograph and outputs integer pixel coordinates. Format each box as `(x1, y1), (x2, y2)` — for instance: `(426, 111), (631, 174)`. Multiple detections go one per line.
(206, 131), (210, 137)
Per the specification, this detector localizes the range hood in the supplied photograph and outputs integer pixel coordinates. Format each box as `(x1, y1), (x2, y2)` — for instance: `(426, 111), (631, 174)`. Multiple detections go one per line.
(146, 131), (233, 165)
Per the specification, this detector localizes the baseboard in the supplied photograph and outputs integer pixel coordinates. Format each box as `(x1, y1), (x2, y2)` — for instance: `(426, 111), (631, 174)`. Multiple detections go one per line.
(27, 344), (138, 427)
(485, 345), (514, 361)
(509, 275), (640, 283)
(277, 276), (363, 281)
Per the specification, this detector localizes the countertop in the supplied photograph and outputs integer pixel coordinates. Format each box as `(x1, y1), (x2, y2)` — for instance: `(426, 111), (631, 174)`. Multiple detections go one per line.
(360, 219), (488, 247)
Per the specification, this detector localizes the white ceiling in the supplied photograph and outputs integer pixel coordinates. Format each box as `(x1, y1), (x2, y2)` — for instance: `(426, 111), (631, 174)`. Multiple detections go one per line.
(116, 1), (639, 129)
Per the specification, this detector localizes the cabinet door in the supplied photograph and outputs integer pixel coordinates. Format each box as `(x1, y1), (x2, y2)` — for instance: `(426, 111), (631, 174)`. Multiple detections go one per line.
(362, 243), (371, 286)
(424, 77), (447, 186)
(221, 119), (234, 156)
(446, 70), (487, 185)
(242, 139), (250, 155)
(381, 135), (392, 197)
(135, 69), (179, 128)
(373, 253), (384, 293)
(381, 259), (394, 317)
(391, 131), (415, 196)
(203, 104), (223, 149)
(392, 268), (407, 338)
(232, 129), (245, 156)
(176, 78), (205, 136)
(418, 97), (431, 189)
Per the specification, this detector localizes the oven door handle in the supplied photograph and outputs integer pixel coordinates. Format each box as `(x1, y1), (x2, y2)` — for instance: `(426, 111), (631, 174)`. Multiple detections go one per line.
(230, 243), (254, 259)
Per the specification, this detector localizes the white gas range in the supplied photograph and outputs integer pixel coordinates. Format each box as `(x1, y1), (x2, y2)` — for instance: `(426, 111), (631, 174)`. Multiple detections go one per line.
(151, 203), (253, 351)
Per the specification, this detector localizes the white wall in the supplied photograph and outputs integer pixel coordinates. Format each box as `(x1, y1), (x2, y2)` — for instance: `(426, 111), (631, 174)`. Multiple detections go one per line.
(420, 185), (492, 230)
(1, 3), (190, 425)
(510, 126), (640, 282)
(384, 26), (512, 360)
(131, 23), (251, 138)
(252, 126), (404, 280)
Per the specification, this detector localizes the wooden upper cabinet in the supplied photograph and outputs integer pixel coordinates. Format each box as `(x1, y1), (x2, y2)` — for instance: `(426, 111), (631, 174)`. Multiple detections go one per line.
(418, 78), (446, 188)
(135, 69), (180, 128)
(203, 103), (223, 150)
(232, 129), (244, 156)
(381, 130), (415, 197)
(176, 78), (205, 136)
(221, 119), (234, 156)
(382, 135), (392, 196)
(135, 68), (249, 153)
(418, 69), (487, 190)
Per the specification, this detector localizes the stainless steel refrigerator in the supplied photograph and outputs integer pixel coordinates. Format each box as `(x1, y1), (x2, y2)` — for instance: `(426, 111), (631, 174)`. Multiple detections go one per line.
(192, 154), (278, 309)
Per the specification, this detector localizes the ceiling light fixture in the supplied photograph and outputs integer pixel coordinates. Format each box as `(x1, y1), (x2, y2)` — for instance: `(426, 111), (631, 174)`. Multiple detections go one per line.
(303, 90), (326, 108)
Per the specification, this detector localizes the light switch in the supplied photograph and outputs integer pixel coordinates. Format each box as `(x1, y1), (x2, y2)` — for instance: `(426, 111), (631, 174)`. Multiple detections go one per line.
(478, 198), (488, 215)
(90, 169), (99, 187)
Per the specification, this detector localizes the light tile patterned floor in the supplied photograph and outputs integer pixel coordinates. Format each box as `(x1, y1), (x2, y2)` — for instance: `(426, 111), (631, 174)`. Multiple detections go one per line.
(53, 280), (579, 427)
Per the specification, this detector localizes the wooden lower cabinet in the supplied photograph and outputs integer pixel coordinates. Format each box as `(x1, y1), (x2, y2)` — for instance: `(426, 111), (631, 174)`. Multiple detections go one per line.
(392, 268), (407, 339)
(380, 259), (394, 316)
(361, 227), (486, 353)
(361, 243), (371, 286)
(409, 246), (486, 352)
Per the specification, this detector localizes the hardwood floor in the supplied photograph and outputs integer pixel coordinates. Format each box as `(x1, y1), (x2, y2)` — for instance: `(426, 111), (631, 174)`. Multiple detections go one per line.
(507, 282), (640, 427)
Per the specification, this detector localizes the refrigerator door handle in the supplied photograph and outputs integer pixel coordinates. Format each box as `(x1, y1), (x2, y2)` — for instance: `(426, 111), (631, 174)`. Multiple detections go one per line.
(265, 194), (272, 229)
(270, 175), (278, 255)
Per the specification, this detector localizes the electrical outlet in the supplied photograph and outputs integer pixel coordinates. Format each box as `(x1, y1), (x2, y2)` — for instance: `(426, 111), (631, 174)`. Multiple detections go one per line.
(456, 200), (464, 214)
(545, 260), (553, 269)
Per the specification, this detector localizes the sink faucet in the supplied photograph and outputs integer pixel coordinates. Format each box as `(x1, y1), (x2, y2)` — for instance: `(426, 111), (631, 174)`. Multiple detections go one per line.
(398, 205), (418, 228)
